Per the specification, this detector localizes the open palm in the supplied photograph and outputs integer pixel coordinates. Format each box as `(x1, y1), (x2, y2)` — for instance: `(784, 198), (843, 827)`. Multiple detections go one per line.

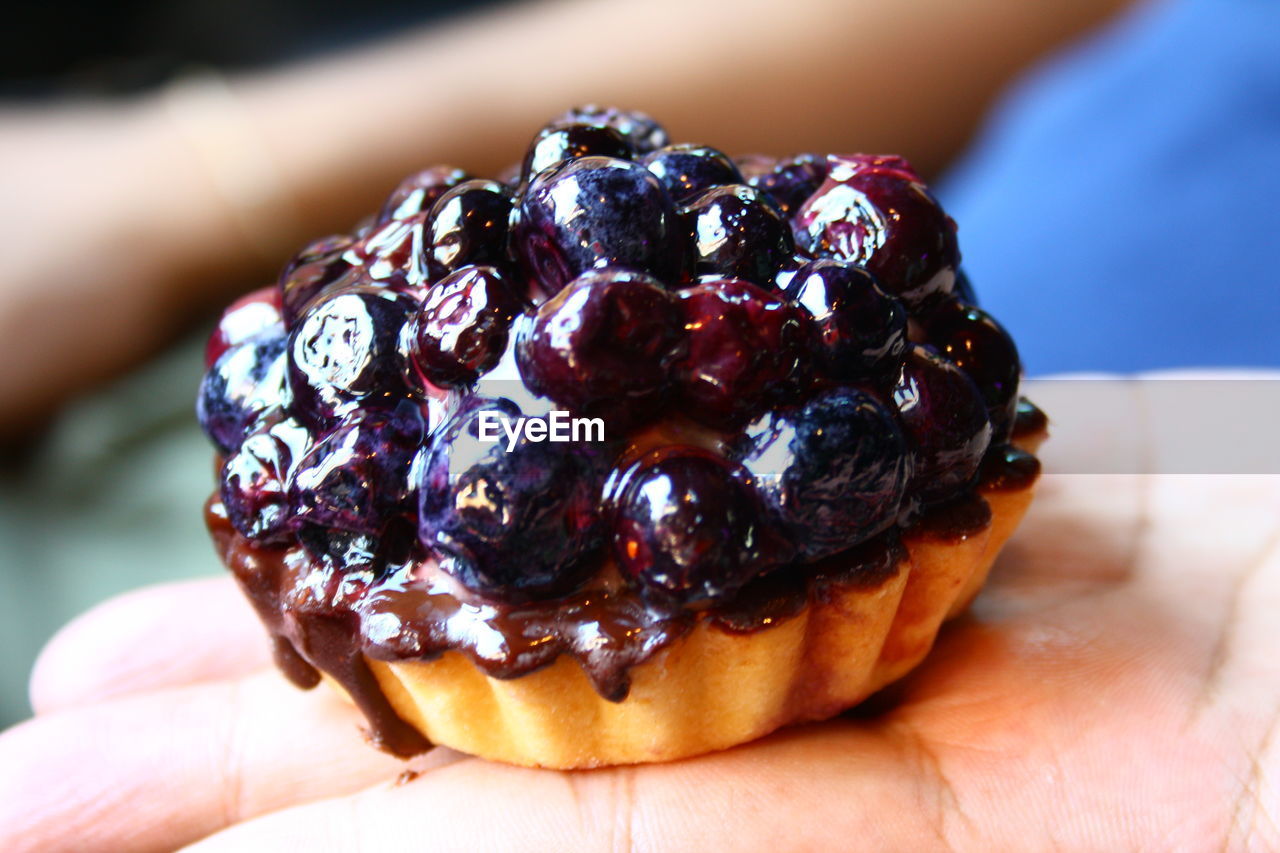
(2, 463), (1277, 850)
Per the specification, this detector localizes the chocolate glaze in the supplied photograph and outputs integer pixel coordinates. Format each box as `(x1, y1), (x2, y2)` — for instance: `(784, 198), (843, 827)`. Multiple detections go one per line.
(910, 492), (993, 543)
(979, 444), (1041, 493)
(209, 501), (430, 755)
(206, 428), (1042, 758)
(711, 534), (905, 634)
(1012, 397), (1048, 441)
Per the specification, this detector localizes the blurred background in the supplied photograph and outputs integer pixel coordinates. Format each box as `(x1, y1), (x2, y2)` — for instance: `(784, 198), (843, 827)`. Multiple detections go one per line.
(1, 0), (1276, 727)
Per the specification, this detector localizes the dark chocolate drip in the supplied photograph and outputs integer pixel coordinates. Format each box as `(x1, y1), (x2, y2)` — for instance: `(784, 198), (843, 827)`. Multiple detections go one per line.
(357, 571), (695, 703)
(980, 444), (1041, 492)
(207, 501), (318, 688)
(294, 610), (431, 756)
(271, 635), (320, 689)
(712, 534), (904, 634)
(910, 492), (992, 542)
(208, 498), (430, 757)
(1012, 397), (1048, 440)
(710, 570), (810, 635)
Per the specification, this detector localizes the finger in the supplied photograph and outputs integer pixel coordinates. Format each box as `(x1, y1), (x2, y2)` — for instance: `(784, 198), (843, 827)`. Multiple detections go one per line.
(182, 722), (961, 853)
(30, 577), (269, 714)
(0, 670), (462, 853)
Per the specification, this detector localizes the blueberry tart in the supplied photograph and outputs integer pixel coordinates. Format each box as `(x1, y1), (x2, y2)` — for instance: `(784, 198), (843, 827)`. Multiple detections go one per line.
(199, 107), (1045, 768)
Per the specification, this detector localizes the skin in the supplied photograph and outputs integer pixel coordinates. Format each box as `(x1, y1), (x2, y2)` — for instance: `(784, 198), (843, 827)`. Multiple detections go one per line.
(0, 0), (1133, 436)
(0, 385), (1277, 851)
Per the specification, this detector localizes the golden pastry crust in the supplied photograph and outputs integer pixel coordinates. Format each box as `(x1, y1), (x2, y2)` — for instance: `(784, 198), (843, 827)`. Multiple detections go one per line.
(346, 431), (1043, 769)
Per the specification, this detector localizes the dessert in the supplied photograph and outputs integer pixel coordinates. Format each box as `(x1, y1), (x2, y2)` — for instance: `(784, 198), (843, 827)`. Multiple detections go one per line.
(198, 106), (1045, 768)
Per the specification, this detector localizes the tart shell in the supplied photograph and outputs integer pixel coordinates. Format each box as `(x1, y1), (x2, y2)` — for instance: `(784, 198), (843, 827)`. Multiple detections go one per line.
(342, 432), (1043, 768)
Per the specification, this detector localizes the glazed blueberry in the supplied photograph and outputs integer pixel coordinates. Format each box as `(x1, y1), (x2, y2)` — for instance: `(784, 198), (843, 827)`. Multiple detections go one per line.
(748, 153), (827, 216)
(359, 214), (432, 289)
(205, 285), (283, 368)
(737, 388), (910, 559)
(674, 278), (812, 428)
(516, 269), (682, 423)
(514, 157), (684, 299)
(293, 527), (385, 575)
(198, 333), (290, 454)
(278, 234), (359, 327)
(471, 315), (559, 418)
(220, 417), (310, 543)
(554, 105), (668, 154)
(426, 180), (515, 277)
(681, 185), (794, 287)
(793, 167), (958, 311)
(377, 165), (470, 223)
(521, 122), (633, 183)
(641, 144), (744, 204)
(771, 252), (813, 292)
(826, 153), (919, 183)
(289, 406), (426, 538)
(287, 284), (416, 426)
(921, 300), (1020, 440)
(418, 399), (605, 601)
(785, 259), (906, 380)
(610, 448), (779, 603)
(404, 266), (523, 389)
(890, 345), (992, 504)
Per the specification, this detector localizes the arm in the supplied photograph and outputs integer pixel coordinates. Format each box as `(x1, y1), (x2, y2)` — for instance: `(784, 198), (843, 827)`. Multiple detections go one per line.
(0, 0), (1131, 434)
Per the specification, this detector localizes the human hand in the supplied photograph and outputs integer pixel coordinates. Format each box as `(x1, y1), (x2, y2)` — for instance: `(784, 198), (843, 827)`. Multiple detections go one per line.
(2, 433), (1277, 850)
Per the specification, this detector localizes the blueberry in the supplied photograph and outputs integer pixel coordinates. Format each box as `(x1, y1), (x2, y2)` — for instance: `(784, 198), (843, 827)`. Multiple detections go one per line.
(890, 345), (992, 504)
(278, 234), (359, 328)
(825, 153), (919, 183)
(198, 332), (291, 454)
(554, 105), (668, 154)
(425, 179), (514, 279)
(737, 388), (909, 559)
(377, 165), (470, 224)
(287, 284), (416, 427)
(609, 448), (780, 603)
(521, 122), (633, 183)
(205, 285), (283, 368)
(514, 156), (684, 299)
(793, 168), (958, 312)
(641, 144), (744, 204)
(359, 214), (432, 289)
(785, 259), (907, 380)
(293, 526), (384, 575)
(747, 153), (827, 216)
(220, 417), (310, 543)
(471, 314), (560, 419)
(673, 278), (812, 428)
(681, 184), (794, 287)
(289, 406), (425, 539)
(921, 299), (1020, 440)
(404, 265), (523, 389)
(771, 252), (813, 292)
(515, 268), (683, 423)
(418, 399), (605, 601)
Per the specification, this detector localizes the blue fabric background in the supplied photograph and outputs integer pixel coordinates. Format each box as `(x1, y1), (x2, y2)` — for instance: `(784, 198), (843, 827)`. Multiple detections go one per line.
(939, 0), (1280, 374)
